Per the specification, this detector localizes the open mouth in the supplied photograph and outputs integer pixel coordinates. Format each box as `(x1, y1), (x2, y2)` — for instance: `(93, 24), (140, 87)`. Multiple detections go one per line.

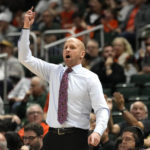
(66, 55), (70, 58)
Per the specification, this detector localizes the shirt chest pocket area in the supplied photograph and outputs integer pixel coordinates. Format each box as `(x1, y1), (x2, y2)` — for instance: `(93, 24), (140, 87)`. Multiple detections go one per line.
(67, 76), (89, 101)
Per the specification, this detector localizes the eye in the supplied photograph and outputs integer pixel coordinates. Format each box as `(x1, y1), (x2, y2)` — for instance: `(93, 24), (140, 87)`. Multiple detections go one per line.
(70, 45), (76, 49)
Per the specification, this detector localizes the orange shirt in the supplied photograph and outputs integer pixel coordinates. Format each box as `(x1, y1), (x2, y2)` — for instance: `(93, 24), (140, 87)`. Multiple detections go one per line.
(60, 10), (74, 29)
(43, 93), (49, 113)
(102, 19), (118, 33)
(126, 7), (139, 31)
(18, 122), (49, 138)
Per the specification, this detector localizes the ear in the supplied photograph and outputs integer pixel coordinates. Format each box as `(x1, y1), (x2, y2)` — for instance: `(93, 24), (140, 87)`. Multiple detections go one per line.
(80, 50), (86, 59)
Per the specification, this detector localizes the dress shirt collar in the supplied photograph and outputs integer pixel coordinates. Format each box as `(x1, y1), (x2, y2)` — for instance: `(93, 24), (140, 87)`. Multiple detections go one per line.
(64, 64), (82, 74)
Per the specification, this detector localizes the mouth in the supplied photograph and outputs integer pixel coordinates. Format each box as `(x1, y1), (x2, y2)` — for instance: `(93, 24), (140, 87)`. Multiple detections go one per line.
(66, 55), (71, 59)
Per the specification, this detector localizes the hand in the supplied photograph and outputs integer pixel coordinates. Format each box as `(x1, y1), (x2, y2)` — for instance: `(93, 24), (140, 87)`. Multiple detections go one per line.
(139, 49), (145, 58)
(105, 57), (113, 67)
(113, 92), (125, 111)
(20, 145), (30, 150)
(88, 132), (101, 147)
(23, 7), (36, 29)
(142, 66), (150, 73)
(12, 115), (21, 124)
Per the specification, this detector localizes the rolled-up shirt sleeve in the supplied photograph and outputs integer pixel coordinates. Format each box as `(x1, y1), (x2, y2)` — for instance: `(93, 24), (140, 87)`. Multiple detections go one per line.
(18, 29), (58, 82)
(88, 74), (110, 136)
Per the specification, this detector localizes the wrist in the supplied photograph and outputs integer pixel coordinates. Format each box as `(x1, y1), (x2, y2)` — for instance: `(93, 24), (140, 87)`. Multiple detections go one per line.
(120, 107), (127, 113)
(23, 23), (30, 29)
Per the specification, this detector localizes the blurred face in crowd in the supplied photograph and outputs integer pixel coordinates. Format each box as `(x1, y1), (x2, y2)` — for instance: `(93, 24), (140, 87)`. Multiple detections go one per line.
(0, 44), (13, 57)
(23, 130), (42, 150)
(113, 38), (125, 57)
(89, 0), (102, 13)
(42, 10), (53, 25)
(86, 40), (99, 57)
(120, 131), (136, 150)
(63, 0), (72, 10)
(103, 45), (114, 59)
(30, 77), (44, 96)
(27, 105), (44, 124)
(63, 37), (85, 67)
(130, 101), (147, 120)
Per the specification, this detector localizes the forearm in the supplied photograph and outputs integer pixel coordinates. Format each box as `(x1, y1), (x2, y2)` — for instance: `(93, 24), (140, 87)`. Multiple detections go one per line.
(94, 108), (109, 136)
(18, 29), (32, 63)
(122, 110), (144, 129)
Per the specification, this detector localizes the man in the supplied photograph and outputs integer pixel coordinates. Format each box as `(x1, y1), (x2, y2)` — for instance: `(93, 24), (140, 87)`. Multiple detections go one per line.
(91, 44), (126, 90)
(21, 123), (44, 150)
(109, 92), (150, 147)
(18, 104), (49, 138)
(15, 76), (48, 119)
(0, 40), (25, 98)
(119, 126), (144, 150)
(138, 34), (150, 73)
(18, 8), (109, 150)
(84, 39), (101, 68)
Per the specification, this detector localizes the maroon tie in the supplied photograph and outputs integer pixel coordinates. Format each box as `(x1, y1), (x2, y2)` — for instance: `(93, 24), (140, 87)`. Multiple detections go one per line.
(58, 67), (72, 124)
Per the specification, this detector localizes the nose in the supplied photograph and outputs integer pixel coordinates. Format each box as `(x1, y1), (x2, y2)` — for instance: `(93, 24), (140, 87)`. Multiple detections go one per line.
(24, 139), (30, 145)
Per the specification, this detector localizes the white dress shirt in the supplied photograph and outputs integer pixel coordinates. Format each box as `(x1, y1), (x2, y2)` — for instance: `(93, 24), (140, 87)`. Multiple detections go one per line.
(18, 29), (109, 136)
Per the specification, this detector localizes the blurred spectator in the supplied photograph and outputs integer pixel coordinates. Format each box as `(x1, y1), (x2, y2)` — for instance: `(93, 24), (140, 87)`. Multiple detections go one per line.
(112, 37), (133, 67)
(0, 12), (17, 41)
(0, 40), (25, 99)
(117, 0), (145, 50)
(91, 44), (125, 89)
(38, 9), (61, 32)
(82, 39), (101, 69)
(0, 40), (25, 82)
(5, 131), (23, 150)
(11, 10), (24, 29)
(35, 0), (61, 15)
(103, 0), (117, 10)
(72, 0), (87, 15)
(8, 77), (31, 113)
(119, 126), (144, 150)
(8, 77), (31, 103)
(0, 96), (4, 115)
(59, 0), (75, 29)
(138, 35), (150, 74)
(117, 0), (134, 23)
(134, 0), (150, 41)
(21, 123), (44, 150)
(15, 76), (48, 119)
(18, 104), (49, 139)
(0, 114), (21, 132)
(109, 92), (150, 146)
(101, 8), (118, 33)
(112, 37), (137, 82)
(0, 132), (7, 150)
(66, 12), (94, 41)
(84, 0), (103, 26)
(101, 8), (118, 43)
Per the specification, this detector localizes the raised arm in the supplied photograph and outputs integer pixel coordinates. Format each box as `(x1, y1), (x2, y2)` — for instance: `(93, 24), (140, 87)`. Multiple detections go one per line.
(18, 8), (59, 82)
(113, 92), (144, 129)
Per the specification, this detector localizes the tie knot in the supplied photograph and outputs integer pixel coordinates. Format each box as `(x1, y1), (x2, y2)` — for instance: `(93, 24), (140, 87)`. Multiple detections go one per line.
(65, 67), (72, 73)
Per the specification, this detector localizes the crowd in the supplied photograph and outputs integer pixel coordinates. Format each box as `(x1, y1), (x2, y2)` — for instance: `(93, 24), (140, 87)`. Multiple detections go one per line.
(0, 0), (150, 149)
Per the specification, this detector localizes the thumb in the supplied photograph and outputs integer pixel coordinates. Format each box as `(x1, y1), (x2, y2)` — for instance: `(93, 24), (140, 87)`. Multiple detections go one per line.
(88, 135), (94, 145)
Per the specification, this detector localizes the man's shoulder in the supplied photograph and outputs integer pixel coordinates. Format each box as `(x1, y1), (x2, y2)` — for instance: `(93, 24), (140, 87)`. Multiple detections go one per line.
(81, 67), (99, 78)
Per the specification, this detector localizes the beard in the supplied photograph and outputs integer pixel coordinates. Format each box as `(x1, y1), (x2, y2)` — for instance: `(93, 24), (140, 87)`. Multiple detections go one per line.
(30, 142), (41, 150)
